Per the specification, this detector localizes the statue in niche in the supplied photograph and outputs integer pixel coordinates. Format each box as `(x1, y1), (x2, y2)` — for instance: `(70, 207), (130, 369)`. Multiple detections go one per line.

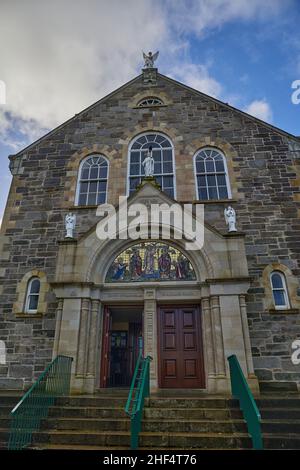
(65, 212), (76, 238)
(142, 146), (155, 177)
(224, 206), (237, 232)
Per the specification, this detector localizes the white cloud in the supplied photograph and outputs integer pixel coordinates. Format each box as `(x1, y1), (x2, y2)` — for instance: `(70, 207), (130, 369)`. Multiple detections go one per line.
(169, 63), (222, 98)
(0, 0), (287, 142)
(244, 99), (273, 122)
(164, 0), (286, 37)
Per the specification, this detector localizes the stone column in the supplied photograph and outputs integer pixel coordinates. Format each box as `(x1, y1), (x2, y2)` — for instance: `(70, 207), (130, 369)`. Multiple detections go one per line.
(76, 298), (90, 378)
(201, 297), (216, 378)
(52, 299), (63, 359)
(210, 296), (226, 377)
(239, 294), (255, 376)
(143, 288), (158, 390)
(87, 299), (100, 376)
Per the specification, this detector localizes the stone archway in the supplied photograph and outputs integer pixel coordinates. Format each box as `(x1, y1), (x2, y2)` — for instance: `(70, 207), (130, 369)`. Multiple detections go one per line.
(51, 181), (259, 394)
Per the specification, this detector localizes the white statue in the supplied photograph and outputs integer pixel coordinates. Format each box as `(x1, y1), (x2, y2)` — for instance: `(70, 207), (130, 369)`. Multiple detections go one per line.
(142, 147), (154, 177)
(224, 206), (237, 232)
(65, 212), (76, 238)
(143, 51), (159, 68)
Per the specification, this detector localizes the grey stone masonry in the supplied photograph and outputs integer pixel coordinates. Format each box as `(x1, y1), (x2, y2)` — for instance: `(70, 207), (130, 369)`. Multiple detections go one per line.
(0, 72), (299, 390)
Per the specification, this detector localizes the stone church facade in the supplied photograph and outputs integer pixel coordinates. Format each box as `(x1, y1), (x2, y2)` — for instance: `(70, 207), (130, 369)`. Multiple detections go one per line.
(0, 63), (300, 395)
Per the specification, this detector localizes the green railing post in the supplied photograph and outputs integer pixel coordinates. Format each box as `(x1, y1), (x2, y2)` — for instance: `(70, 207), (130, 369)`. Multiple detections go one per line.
(125, 354), (152, 450)
(228, 355), (263, 450)
(8, 355), (73, 450)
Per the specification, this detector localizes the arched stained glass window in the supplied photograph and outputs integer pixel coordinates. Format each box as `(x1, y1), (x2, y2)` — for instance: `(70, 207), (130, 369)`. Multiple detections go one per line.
(270, 271), (290, 309)
(25, 277), (40, 314)
(138, 97), (164, 107)
(128, 133), (175, 197)
(76, 154), (108, 206)
(105, 242), (196, 282)
(194, 148), (231, 200)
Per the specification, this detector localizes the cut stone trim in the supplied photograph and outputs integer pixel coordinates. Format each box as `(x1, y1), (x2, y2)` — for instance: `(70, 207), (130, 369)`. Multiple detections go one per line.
(261, 262), (300, 312)
(13, 270), (50, 316)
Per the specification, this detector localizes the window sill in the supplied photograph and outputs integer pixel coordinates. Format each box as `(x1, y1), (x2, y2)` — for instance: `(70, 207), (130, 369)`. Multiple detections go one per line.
(15, 312), (43, 318)
(190, 199), (237, 204)
(132, 105), (168, 109)
(69, 205), (98, 210)
(268, 308), (299, 315)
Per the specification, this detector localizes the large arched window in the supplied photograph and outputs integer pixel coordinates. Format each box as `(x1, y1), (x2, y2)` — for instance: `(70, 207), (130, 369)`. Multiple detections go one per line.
(194, 148), (231, 200)
(270, 271), (290, 309)
(76, 154), (108, 206)
(128, 133), (175, 198)
(25, 277), (41, 314)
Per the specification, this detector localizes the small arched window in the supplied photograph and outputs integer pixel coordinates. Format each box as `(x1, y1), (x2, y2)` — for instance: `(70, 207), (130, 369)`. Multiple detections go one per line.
(270, 271), (290, 309)
(128, 133), (175, 197)
(138, 97), (164, 107)
(25, 277), (41, 314)
(194, 148), (231, 200)
(76, 154), (108, 206)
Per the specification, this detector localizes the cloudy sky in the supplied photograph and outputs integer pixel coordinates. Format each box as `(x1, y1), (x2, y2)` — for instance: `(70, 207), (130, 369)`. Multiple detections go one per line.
(1, 0), (300, 225)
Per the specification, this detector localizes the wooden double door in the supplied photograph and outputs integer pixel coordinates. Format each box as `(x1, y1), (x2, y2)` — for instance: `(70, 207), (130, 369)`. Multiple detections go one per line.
(158, 306), (205, 388)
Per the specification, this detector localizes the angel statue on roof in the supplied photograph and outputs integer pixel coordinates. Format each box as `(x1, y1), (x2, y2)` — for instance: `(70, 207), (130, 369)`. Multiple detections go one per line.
(143, 51), (159, 68)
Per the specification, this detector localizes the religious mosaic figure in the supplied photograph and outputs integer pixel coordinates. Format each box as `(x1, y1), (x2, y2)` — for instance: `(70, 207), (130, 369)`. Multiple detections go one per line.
(106, 242), (196, 283)
(224, 206), (237, 232)
(158, 245), (172, 278)
(175, 255), (190, 280)
(143, 244), (156, 274)
(112, 257), (127, 280)
(142, 146), (154, 177)
(129, 248), (142, 279)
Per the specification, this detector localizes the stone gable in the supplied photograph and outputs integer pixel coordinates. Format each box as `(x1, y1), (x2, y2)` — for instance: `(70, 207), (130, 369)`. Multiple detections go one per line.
(0, 72), (299, 390)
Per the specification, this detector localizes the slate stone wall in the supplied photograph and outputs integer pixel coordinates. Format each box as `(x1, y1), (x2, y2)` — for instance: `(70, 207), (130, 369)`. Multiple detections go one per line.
(0, 73), (299, 390)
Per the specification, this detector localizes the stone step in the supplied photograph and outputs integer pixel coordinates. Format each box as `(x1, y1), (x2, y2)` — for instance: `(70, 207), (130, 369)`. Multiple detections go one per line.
(0, 405), (13, 417)
(55, 397), (128, 407)
(38, 417), (247, 433)
(263, 434), (300, 450)
(49, 406), (128, 419)
(260, 408), (300, 420)
(28, 429), (252, 449)
(261, 420), (300, 434)
(3, 415), (300, 435)
(147, 398), (235, 408)
(256, 398), (300, 408)
(47, 405), (241, 420)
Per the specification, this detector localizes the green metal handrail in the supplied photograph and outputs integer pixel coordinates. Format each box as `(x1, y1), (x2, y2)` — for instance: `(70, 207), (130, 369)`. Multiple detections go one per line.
(125, 352), (152, 449)
(228, 354), (263, 450)
(8, 354), (73, 450)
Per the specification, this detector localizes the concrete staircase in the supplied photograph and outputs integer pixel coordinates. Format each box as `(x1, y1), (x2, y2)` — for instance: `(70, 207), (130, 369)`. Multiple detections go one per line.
(1, 390), (300, 450)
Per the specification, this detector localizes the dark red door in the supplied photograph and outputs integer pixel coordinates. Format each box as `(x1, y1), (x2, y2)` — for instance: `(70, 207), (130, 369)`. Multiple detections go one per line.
(158, 306), (205, 388)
